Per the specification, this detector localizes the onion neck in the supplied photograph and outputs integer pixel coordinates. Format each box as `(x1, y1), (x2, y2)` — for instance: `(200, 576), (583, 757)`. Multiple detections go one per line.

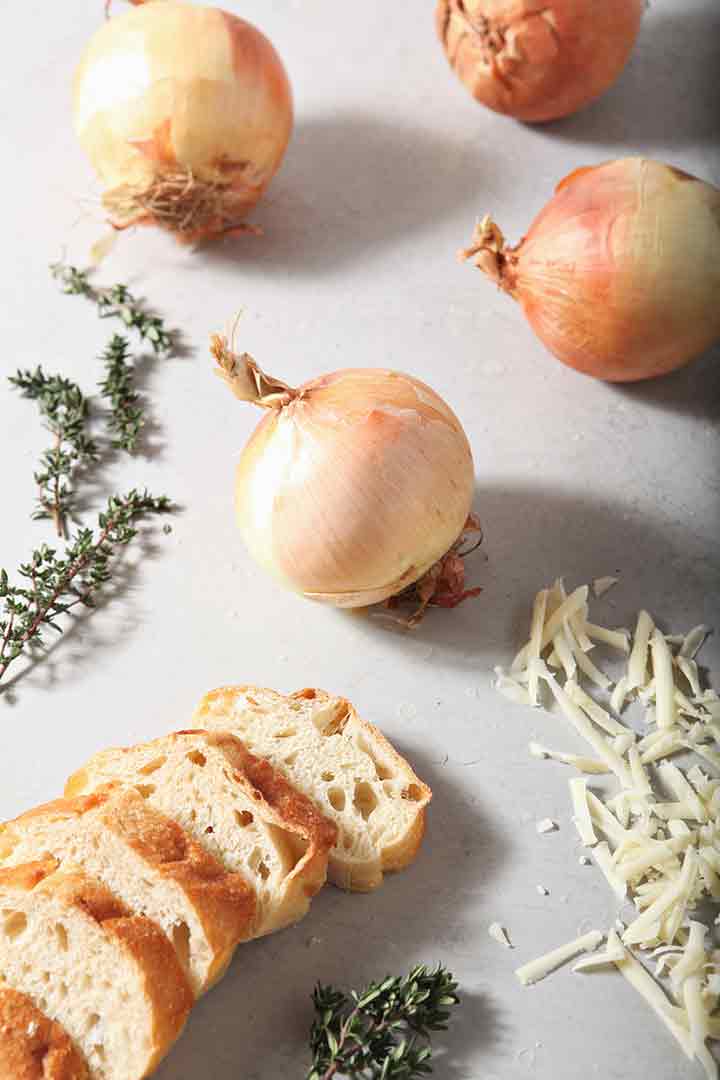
(459, 215), (519, 297)
(210, 334), (297, 409)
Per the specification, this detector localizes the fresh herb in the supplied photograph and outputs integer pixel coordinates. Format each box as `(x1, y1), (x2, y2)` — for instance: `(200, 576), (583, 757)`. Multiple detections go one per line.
(99, 334), (144, 453)
(51, 262), (173, 355)
(0, 490), (171, 688)
(307, 964), (460, 1080)
(8, 367), (98, 539)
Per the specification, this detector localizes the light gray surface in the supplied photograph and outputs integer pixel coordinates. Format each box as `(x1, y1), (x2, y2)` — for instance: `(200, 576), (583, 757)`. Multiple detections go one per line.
(1, 1), (719, 1077)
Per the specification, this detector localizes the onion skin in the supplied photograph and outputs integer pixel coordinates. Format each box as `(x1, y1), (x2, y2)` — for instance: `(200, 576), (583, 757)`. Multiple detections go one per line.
(463, 159), (720, 382)
(437, 0), (643, 123)
(233, 369), (475, 608)
(73, 2), (292, 240)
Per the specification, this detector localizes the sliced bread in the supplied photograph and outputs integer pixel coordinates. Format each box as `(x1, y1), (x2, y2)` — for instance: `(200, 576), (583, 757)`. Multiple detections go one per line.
(0, 786), (256, 997)
(193, 686), (432, 891)
(0, 858), (192, 1080)
(0, 987), (88, 1080)
(65, 730), (337, 936)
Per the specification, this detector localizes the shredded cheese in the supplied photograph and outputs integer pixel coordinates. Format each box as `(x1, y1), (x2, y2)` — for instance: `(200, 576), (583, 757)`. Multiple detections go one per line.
(570, 778), (597, 846)
(652, 630), (678, 730)
(593, 576), (618, 598)
(614, 946), (694, 1060)
(573, 928), (624, 971)
(528, 741), (607, 774)
(628, 610), (655, 689)
(515, 930), (603, 986)
(488, 922), (513, 949)
(527, 589), (548, 706)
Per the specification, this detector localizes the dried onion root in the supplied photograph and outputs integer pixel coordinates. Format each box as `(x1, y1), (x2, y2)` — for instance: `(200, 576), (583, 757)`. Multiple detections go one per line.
(74, 1), (292, 242)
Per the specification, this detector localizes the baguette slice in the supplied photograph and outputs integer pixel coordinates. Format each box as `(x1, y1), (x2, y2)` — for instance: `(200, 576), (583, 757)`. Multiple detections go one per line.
(0, 987), (88, 1080)
(0, 859), (192, 1080)
(0, 786), (256, 997)
(66, 730), (337, 936)
(194, 686), (432, 891)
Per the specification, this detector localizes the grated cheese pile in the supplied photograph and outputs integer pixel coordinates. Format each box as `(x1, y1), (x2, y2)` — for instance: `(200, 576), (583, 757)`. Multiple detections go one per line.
(495, 579), (719, 1078)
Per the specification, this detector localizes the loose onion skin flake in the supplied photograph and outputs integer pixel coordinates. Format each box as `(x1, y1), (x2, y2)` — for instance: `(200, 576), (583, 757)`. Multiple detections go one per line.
(73, 1), (293, 241)
(462, 159), (720, 382)
(211, 336), (476, 611)
(436, 0), (643, 123)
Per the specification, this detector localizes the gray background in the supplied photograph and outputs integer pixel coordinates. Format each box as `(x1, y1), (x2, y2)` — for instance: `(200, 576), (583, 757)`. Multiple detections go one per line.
(1, 1), (719, 1076)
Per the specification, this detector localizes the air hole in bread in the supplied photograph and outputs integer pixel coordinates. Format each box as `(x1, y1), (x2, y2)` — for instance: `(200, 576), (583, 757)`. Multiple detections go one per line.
(205, 826), (214, 835)
(355, 736), (395, 781)
(55, 922), (69, 951)
(2, 910), (28, 940)
(85, 1012), (100, 1034)
(402, 784), (423, 802)
(274, 729), (296, 739)
(186, 751), (207, 767)
(235, 810), (254, 827)
(59, 981), (69, 999)
(327, 787), (346, 813)
(312, 703), (350, 737)
(136, 784), (156, 799)
(353, 781), (378, 820)
(284, 752), (298, 766)
(138, 757), (167, 776)
(172, 922), (191, 973)
(383, 780), (396, 797)
(256, 860), (270, 880)
(321, 771), (335, 782)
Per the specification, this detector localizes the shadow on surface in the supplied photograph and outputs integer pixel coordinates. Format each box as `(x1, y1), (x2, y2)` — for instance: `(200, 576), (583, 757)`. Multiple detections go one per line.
(200, 110), (491, 276)
(344, 479), (719, 669)
(155, 747), (509, 1079)
(539, 9), (720, 152)
(608, 346), (720, 423)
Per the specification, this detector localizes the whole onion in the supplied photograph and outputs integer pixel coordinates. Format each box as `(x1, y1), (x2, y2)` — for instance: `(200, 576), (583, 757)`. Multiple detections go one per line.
(211, 337), (477, 610)
(437, 0), (643, 123)
(462, 158), (720, 382)
(73, 1), (292, 241)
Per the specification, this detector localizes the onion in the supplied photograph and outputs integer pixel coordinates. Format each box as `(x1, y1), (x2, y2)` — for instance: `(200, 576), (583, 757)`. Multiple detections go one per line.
(436, 0), (643, 123)
(73, 1), (292, 241)
(210, 336), (477, 612)
(461, 158), (720, 382)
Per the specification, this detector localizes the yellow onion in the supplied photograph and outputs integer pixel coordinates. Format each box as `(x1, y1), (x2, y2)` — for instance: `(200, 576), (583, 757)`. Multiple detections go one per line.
(437, 0), (643, 123)
(462, 158), (720, 382)
(210, 336), (477, 610)
(73, 1), (292, 241)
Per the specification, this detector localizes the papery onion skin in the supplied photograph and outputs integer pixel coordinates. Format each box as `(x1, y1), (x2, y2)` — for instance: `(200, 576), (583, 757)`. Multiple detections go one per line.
(463, 159), (720, 382)
(73, 1), (292, 240)
(437, 0), (643, 123)
(232, 368), (475, 608)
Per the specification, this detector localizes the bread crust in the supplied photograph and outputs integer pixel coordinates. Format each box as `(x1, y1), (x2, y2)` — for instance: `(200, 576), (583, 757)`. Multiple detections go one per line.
(0, 858), (193, 1076)
(66, 730), (337, 936)
(0, 787), (256, 994)
(196, 685), (432, 892)
(0, 988), (88, 1080)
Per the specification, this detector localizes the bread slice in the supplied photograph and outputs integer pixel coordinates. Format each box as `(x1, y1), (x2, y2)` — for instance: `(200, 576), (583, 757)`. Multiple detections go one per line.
(0, 786), (256, 997)
(193, 686), (432, 891)
(0, 987), (88, 1080)
(0, 859), (192, 1080)
(65, 730), (337, 936)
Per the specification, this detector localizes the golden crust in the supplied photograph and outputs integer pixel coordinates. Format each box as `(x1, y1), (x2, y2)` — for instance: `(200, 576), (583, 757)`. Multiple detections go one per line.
(0, 860), (193, 1069)
(66, 729), (337, 936)
(0, 786), (256, 992)
(197, 685), (432, 892)
(0, 988), (88, 1080)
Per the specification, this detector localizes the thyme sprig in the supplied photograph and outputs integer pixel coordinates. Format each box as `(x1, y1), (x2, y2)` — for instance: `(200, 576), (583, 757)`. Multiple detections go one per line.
(99, 334), (144, 453)
(0, 491), (171, 689)
(8, 368), (98, 539)
(307, 964), (460, 1080)
(51, 262), (173, 355)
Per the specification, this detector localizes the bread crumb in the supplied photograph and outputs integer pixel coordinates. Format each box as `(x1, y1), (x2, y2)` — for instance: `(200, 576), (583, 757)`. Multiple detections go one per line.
(579, 855), (591, 865)
(536, 818), (557, 834)
(536, 885), (549, 896)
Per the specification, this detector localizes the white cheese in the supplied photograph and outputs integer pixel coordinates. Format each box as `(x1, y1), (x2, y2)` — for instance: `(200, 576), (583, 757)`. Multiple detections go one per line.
(513, 586), (590, 671)
(527, 589), (548, 706)
(628, 746), (652, 796)
(610, 676), (630, 716)
(488, 922), (513, 948)
(494, 667), (532, 706)
(536, 818), (557, 835)
(652, 630), (678, 730)
(676, 656), (702, 699)
(566, 681), (626, 736)
(553, 630), (577, 680)
(683, 975), (717, 1080)
(573, 928), (624, 971)
(515, 930), (603, 986)
(570, 778), (597, 846)
(613, 946), (694, 1060)
(565, 621), (612, 690)
(592, 841), (627, 900)
(628, 610), (655, 690)
(623, 848), (698, 947)
(680, 626), (710, 660)
(528, 741), (607, 774)
(584, 622), (630, 653)
(593, 576), (618, 598)
(586, 791), (627, 847)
